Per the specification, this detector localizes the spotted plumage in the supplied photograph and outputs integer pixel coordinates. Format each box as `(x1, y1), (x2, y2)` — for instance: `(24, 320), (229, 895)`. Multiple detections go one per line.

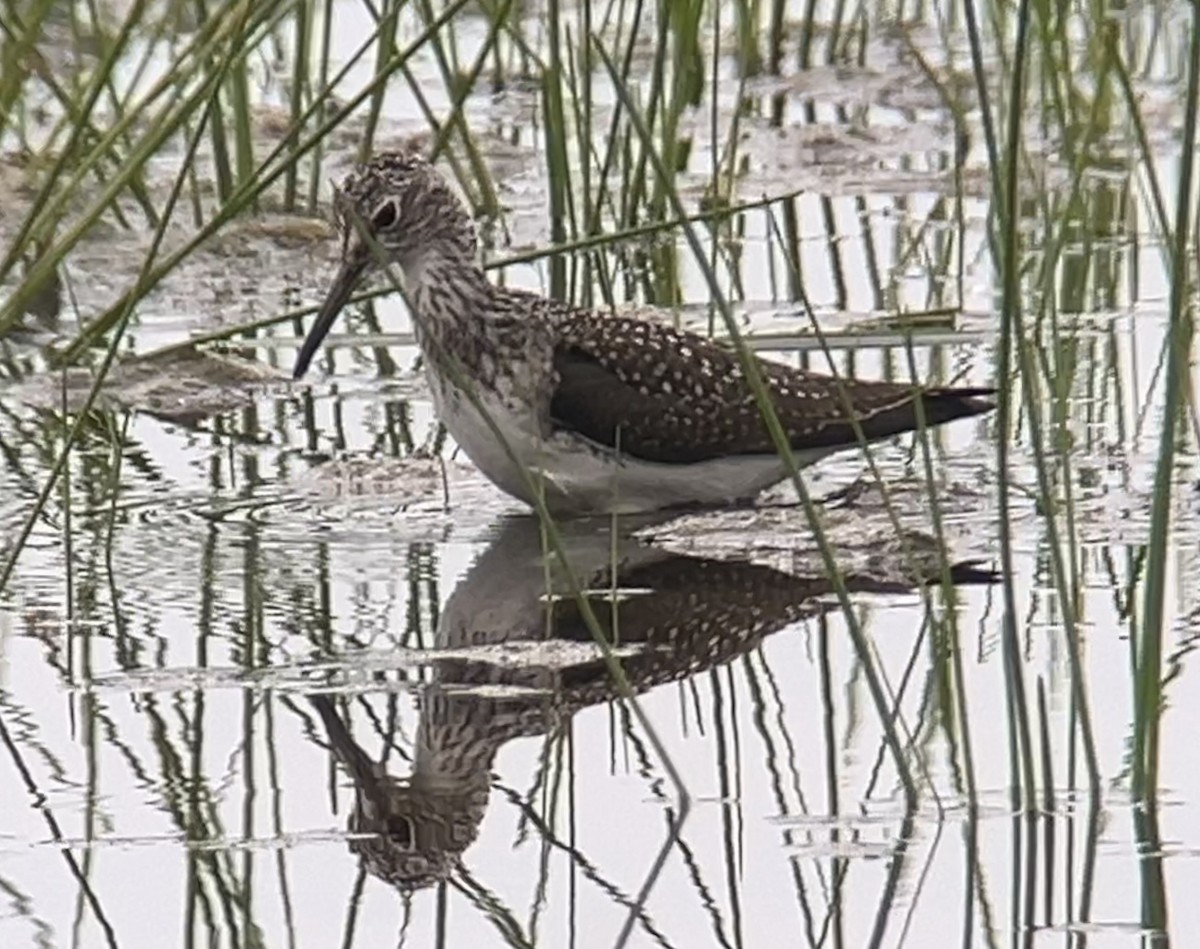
(294, 150), (995, 514)
(307, 517), (998, 892)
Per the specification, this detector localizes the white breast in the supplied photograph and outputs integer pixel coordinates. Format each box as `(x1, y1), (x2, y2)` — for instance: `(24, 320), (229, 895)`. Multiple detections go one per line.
(426, 367), (548, 506)
(425, 366), (824, 515)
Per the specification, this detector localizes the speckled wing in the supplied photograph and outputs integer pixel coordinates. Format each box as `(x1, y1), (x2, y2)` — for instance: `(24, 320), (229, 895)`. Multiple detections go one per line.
(548, 314), (994, 465)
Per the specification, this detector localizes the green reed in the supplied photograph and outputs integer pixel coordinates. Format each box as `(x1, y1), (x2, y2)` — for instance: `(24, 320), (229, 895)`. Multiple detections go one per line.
(428, 0), (515, 191)
(1135, 0), (1199, 804)
(281, 0), (312, 212)
(304, 0), (338, 214)
(996, 0), (1113, 799)
(0, 0), (58, 140)
(0, 0), (259, 597)
(543, 0), (573, 300)
(594, 35), (923, 810)
(360, 0), (401, 163)
(410, 0), (499, 212)
(964, 0), (1038, 815)
(49, 0), (472, 365)
(0, 0), (297, 331)
(0, 0), (160, 288)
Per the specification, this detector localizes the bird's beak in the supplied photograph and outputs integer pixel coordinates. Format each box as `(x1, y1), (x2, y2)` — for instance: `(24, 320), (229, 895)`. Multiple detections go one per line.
(293, 253), (369, 379)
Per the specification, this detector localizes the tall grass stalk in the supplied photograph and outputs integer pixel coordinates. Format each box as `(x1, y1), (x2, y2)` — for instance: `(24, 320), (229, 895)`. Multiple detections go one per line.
(733, 0), (762, 75)
(53, 0), (475, 364)
(763, 208), (971, 635)
(195, 0), (236, 202)
(577, 0), (650, 310)
(1112, 36), (1172, 244)
(1133, 3), (1200, 803)
(0, 0), (155, 285)
(966, 0), (1038, 811)
(572, 1), (596, 304)
(0, 0), (297, 330)
(305, 0), (337, 214)
(650, 0), (703, 224)
(428, 0), (517, 164)
(898, 332), (983, 805)
(283, 0), (312, 212)
(225, 10), (256, 194)
(141, 187), (808, 364)
(543, 0), (572, 299)
(0, 0), (58, 138)
(621, 2), (670, 226)
(594, 37), (921, 810)
(59, 368), (74, 627)
(1007, 17), (1115, 796)
(408, 0), (499, 212)
(359, 0), (401, 162)
(45, 0), (164, 225)
(0, 2), (255, 598)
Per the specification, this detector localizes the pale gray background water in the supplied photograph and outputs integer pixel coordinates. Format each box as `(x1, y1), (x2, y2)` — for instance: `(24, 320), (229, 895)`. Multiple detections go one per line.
(1, 0), (1198, 946)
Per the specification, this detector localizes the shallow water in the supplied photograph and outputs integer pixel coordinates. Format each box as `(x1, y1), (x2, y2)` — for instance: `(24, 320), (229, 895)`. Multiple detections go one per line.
(2, 2), (1199, 947)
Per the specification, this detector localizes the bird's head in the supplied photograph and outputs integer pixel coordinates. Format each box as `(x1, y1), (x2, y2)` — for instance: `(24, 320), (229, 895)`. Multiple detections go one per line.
(293, 152), (476, 378)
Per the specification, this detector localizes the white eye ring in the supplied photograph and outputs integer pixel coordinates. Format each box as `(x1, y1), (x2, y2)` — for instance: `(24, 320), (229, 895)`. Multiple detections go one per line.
(372, 199), (399, 229)
(388, 814), (416, 848)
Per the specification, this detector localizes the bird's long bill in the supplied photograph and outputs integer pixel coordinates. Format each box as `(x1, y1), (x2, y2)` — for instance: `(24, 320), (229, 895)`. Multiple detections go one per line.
(292, 256), (368, 379)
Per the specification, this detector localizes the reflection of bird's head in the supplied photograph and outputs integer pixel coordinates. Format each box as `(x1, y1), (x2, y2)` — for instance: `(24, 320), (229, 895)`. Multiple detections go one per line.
(310, 693), (488, 892)
(346, 777), (482, 891)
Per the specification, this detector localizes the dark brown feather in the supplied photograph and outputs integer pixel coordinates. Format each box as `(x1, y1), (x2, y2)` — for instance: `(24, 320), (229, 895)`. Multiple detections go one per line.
(549, 314), (994, 465)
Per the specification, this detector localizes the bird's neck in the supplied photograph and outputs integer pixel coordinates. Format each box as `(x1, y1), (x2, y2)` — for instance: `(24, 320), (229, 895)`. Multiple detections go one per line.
(402, 243), (529, 390)
(410, 690), (516, 795)
(402, 242), (494, 324)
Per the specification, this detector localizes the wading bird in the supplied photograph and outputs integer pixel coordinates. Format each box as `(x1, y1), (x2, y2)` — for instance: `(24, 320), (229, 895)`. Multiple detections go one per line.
(294, 153), (994, 515)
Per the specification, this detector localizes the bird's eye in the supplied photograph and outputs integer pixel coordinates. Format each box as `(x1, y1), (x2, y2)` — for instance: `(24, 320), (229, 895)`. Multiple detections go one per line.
(387, 814), (415, 848)
(371, 199), (399, 230)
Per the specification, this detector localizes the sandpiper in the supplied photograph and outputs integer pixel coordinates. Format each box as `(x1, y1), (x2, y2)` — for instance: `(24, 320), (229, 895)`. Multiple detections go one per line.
(293, 152), (995, 514)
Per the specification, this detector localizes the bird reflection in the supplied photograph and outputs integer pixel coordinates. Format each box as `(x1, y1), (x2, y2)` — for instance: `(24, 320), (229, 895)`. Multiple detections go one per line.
(308, 515), (995, 892)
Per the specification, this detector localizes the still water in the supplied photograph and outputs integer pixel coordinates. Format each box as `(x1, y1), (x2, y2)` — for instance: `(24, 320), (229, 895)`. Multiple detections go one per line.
(2, 1), (1199, 946)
